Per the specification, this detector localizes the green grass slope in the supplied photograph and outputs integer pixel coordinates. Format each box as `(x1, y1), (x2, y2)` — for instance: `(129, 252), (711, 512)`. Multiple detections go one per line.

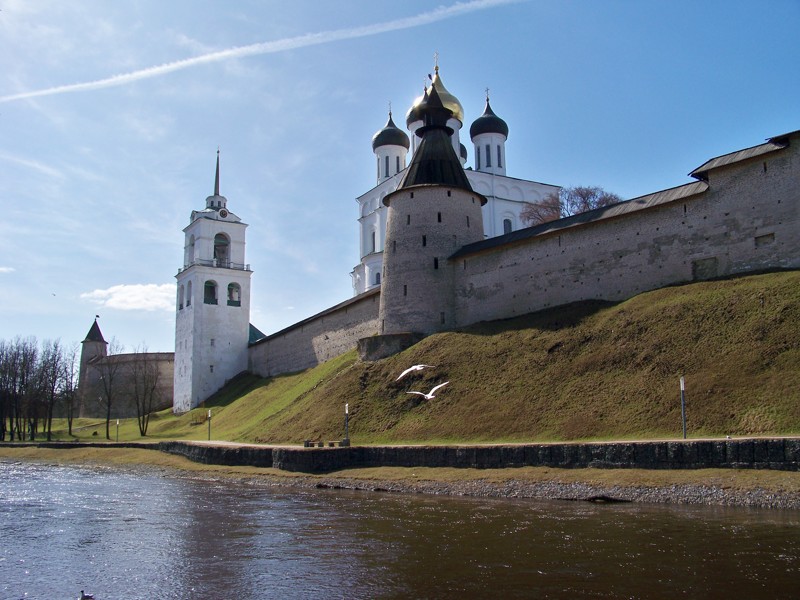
(71, 271), (800, 445)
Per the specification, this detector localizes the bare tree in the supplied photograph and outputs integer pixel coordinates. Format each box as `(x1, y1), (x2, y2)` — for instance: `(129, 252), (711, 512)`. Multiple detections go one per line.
(39, 339), (65, 441)
(97, 338), (124, 440)
(129, 344), (161, 436)
(60, 343), (80, 437)
(521, 186), (622, 226)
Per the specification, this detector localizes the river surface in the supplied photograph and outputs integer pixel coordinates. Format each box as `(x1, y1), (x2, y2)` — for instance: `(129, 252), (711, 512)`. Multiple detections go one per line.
(1, 461), (798, 599)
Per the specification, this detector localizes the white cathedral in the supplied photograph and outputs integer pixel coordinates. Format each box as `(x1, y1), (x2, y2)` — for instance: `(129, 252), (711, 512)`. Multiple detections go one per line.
(172, 66), (558, 412)
(351, 65), (559, 295)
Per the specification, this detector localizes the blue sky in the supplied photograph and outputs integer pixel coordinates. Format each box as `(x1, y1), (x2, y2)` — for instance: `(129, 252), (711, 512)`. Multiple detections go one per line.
(1, 0), (798, 353)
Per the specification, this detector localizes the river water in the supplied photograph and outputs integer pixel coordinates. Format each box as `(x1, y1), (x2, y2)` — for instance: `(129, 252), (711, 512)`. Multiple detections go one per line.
(1, 461), (798, 599)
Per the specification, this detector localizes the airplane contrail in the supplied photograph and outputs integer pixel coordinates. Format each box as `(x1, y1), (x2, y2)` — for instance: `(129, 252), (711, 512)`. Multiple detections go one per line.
(0, 0), (521, 103)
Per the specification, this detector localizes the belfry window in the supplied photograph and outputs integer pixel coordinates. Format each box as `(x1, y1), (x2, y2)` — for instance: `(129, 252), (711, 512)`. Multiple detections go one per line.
(213, 233), (230, 267)
(178, 285), (185, 310)
(204, 280), (218, 305)
(227, 283), (241, 306)
(186, 281), (192, 306)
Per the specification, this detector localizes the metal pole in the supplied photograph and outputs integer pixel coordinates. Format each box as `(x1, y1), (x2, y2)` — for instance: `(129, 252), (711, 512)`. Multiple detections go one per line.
(207, 409), (212, 441)
(680, 376), (686, 440)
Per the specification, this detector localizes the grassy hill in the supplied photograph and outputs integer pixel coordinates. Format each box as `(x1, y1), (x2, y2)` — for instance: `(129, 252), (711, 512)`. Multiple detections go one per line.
(75, 270), (800, 445)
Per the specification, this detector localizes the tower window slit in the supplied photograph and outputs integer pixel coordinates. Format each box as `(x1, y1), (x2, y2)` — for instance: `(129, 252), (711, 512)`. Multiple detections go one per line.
(422, 235), (427, 247)
(486, 144), (491, 167)
(407, 214), (411, 225)
(384, 155), (389, 178)
(433, 257), (439, 269)
(403, 284), (407, 296)
(438, 212), (442, 222)
(497, 145), (502, 168)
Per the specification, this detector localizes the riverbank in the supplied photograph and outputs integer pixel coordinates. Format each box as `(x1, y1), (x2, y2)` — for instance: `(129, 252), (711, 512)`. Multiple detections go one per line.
(2, 445), (800, 510)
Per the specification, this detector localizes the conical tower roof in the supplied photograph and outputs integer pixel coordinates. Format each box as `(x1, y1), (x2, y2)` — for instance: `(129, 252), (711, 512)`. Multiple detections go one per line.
(83, 319), (107, 344)
(397, 85), (472, 192)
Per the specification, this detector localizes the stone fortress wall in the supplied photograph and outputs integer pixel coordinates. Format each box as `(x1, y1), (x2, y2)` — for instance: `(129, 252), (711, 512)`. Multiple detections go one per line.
(246, 130), (799, 377)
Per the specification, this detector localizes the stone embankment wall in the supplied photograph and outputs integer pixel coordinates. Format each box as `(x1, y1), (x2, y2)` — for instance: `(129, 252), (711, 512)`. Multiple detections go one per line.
(155, 438), (800, 473)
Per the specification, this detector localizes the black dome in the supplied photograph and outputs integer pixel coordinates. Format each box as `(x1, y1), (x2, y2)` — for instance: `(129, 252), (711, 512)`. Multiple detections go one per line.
(470, 100), (509, 139)
(372, 113), (410, 151)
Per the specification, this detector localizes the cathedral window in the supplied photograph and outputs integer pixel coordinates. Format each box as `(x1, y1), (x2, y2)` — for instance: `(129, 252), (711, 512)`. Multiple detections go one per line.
(497, 145), (502, 168)
(376, 157), (380, 179)
(227, 283), (241, 306)
(476, 146), (481, 170)
(396, 156), (400, 174)
(504, 219), (513, 234)
(375, 272), (381, 285)
(371, 231), (376, 253)
(385, 155), (389, 179)
(486, 144), (492, 168)
(204, 281), (218, 305)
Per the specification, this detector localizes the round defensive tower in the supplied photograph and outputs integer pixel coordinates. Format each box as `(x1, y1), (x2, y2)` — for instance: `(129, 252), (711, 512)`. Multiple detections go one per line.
(379, 85), (486, 337)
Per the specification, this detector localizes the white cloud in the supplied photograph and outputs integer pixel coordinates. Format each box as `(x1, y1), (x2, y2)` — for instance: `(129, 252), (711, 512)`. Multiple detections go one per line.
(0, 0), (518, 103)
(0, 267), (15, 273)
(81, 283), (175, 312)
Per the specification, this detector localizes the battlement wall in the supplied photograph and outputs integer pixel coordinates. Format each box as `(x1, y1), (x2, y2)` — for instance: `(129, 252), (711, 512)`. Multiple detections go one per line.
(248, 289), (380, 377)
(453, 138), (800, 326)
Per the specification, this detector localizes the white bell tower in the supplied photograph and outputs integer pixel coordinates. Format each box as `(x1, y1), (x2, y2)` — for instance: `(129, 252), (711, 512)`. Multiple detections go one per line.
(173, 151), (252, 413)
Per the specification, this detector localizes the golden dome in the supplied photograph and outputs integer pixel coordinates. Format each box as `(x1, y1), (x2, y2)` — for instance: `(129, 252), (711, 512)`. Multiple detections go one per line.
(406, 66), (464, 126)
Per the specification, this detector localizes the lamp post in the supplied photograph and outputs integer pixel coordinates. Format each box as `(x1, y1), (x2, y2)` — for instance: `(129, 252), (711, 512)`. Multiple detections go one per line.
(680, 376), (687, 440)
(343, 403), (350, 447)
(207, 409), (212, 441)
(116, 419), (119, 443)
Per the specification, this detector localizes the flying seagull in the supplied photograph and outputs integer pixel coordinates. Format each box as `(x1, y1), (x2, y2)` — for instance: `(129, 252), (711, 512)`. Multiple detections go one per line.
(396, 364), (436, 381)
(406, 381), (449, 400)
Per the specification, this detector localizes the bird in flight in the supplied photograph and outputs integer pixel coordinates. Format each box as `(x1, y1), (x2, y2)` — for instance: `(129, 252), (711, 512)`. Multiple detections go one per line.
(406, 381), (449, 400)
(396, 364), (436, 381)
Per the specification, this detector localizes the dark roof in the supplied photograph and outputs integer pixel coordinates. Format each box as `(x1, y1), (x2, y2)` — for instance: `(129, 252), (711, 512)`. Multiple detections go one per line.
(249, 323), (267, 344)
(689, 130), (797, 180)
(396, 86), (473, 192)
(469, 99), (509, 139)
(83, 320), (107, 344)
(372, 113), (410, 150)
(451, 181), (708, 259)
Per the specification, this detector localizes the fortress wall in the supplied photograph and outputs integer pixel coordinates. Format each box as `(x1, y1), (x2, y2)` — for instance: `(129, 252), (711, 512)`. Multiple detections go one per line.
(248, 290), (380, 378)
(454, 142), (800, 326)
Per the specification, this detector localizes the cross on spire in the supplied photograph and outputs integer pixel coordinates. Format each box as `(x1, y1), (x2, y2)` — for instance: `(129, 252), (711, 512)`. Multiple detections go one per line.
(433, 51), (439, 74)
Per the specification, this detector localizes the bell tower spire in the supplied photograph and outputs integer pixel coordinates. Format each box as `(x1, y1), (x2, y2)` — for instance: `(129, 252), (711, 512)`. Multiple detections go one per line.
(174, 150), (252, 413)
